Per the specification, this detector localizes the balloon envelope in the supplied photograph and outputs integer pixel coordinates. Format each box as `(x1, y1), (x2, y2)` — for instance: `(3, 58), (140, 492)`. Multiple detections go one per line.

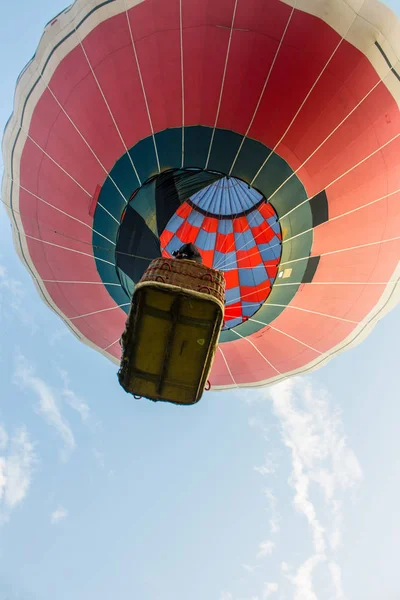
(2, 0), (400, 389)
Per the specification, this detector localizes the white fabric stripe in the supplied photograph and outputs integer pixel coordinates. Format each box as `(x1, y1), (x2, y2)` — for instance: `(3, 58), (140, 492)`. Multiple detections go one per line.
(279, 233), (400, 266)
(22, 131), (120, 225)
(104, 338), (121, 351)
(217, 346), (238, 387)
(273, 281), (394, 286)
(70, 303), (130, 320)
(76, 26), (141, 185)
(205, 0), (239, 169)
(42, 280), (121, 285)
(222, 279), (387, 316)
(97, 202), (121, 225)
(250, 11), (359, 186)
(218, 235), (281, 271)
(278, 255), (309, 267)
(215, 206), (278, 270)
(278, 0), (400, 109)
(42, 75), (132, 200)
(23, 130), (92, 197)
(215, 263), (400, 390)
(248, 318), (322, 353)
(248, 302), (359, 324)
(318, 235), (400, 258)
(228, 2), (297, 175)
(13, 182), (116, 246)
(224, 278), (396, 314)
(327, 187), (400, 224)
(124, 0), (161, 172)
(220, 179), (400, 271)
(270, 120), (400, 219)
(223, 285), (270, 308)
(221, 179), (400, 273)
(230, 328), (281, 374)
(25, 234), (115, 266)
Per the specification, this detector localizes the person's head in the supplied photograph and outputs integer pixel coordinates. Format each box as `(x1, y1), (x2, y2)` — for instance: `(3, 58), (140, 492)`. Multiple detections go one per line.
(172, 243), (202, 263)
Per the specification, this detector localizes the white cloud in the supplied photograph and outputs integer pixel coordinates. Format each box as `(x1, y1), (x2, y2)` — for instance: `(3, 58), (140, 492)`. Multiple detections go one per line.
(269, 518), (280, 534)
(0, 457), (6, 501)
(281, 562), (290, 573)
(0, 425), (8, 450)
(59, 370), (90, 422)
(329, 504), (343, 552)
(5, 429), (36, 508)
(263, 582), (278, 599)
(92, 448), (105, 470)
(63, 388), (90, 421)
(219, 593), (233, 600)
(242, 564), (256, 573)
(51, 505), (68, 524)
(291, 555), (324, 600)
(0, 265), (37, 331)
(329, 562), (344, 600)
(14, 355), (75, 461)
(264, 488), (277, 508)
(257, 539), (275, 558)
(248, 416), (265, 430)
(0, 426), (36, 523)
(265, 378), (362, 600)
(222, 378), (361, 600)
(254, 454), (278, 476)
(263, 489), (281, 535)
(48, 328), (68, 347)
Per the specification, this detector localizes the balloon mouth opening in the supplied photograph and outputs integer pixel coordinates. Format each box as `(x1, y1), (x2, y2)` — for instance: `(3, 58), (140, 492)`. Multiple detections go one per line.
(115, 169), (282, 330)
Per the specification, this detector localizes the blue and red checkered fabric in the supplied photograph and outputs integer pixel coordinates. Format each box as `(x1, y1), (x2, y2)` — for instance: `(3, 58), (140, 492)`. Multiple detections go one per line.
(160, 178), (281, 330)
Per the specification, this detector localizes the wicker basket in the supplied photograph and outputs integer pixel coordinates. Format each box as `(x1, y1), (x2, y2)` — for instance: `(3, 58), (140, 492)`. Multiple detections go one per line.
(118, 258), (226, 405)
(141, 257), (226, 303)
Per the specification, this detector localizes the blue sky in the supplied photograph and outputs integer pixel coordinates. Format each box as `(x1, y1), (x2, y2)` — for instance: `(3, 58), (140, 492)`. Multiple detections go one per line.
(0, 2), (399, 600)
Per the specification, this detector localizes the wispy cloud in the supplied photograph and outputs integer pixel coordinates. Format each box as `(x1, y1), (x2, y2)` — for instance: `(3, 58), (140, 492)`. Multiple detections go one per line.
(59, 369), (90, 422)
(264, 488), (277, 507)
(254, 454), (278, 476)
(0, 425), (36, 524)
(51, 505), (68, 524)
(269, 518), (280, 534)
(0, 425), (8, 450)
(265, 378), (362, 600)
(14, 355), (75, 461)
(264, 489), (281, 535)
(235, 378), (363, 600)
(281, 561), (289, 573)
(329, 562), (345, 600)
(0, 264), (37, 331)
(257, 539), (275, 558)
(92, 448), (105, 470)
(289, 555), (324, 600)
(263, 582), (278, 598)
(48, 328), (68, 348)
(219, 593), (233, 600)
(242, 564), (256, 573)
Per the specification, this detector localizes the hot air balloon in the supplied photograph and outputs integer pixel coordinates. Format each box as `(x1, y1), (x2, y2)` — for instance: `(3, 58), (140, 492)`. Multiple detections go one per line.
(2, 0), (400, 397)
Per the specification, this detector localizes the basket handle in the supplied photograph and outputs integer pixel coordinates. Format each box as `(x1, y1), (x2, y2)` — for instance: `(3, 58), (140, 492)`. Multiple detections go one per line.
(160, 261), (172, 272)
